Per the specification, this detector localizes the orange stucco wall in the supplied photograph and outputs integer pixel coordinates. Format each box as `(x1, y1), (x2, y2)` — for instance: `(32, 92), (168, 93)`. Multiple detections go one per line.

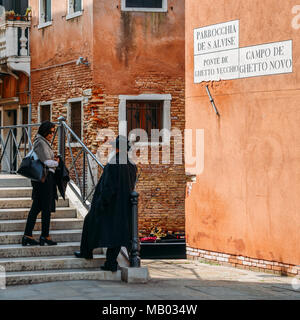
(92, 0), (185, 94)
(29, 0), (184, 88)
(29, 0), (93, 69)
(185, 0), (300, 266)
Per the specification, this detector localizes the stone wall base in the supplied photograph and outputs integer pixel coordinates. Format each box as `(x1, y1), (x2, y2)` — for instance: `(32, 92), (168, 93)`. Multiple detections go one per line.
(186, 246), (300, 277)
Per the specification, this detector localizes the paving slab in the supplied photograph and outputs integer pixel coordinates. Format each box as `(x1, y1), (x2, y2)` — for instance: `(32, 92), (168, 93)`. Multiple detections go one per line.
(0, 259), (299, 300)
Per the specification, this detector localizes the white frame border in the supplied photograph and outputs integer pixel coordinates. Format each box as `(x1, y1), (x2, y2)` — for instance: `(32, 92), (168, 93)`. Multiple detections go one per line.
(66, 0), (83, 20)
(118, 93), (172, 146)
(67, 97), (84, 148)
(121, 0), (168, 12)
(38, 0), (52, 29)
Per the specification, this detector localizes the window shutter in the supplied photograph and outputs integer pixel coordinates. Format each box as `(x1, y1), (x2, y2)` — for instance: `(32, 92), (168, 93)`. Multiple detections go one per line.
(69, 0), (74, 14)
(126, 101), (163, 141)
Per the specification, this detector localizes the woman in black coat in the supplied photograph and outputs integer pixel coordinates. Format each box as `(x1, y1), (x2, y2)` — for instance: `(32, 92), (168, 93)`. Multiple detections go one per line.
(74, 135), (137, 272)
(22, 121), (59, 246)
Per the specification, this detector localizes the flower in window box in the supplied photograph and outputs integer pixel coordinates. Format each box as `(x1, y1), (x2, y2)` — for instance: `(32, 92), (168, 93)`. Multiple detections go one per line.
(5, 11), (15, 20)
(15, 14), (21, 21)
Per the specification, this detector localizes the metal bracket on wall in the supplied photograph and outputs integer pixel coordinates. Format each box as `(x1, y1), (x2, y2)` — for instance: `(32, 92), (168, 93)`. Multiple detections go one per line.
(205, 85), (220, 117)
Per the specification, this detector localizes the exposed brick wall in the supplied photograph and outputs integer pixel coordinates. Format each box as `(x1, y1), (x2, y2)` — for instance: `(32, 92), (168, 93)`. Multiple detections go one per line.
(91, 73), (186, 236)
(31, 63), (93, 125)
(31, 64), (186, 236)
(187, 246), (300, 277)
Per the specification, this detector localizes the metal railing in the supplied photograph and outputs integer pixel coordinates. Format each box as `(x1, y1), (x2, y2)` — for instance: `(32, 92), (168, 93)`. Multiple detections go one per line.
(0, 117), (140, 267)
(0, 122), (46, 173)
(57, 116), (105, 209)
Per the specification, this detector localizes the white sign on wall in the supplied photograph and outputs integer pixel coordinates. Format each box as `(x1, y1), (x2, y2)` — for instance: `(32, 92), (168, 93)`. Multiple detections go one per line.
(194, 21), (293, 83)
(194, 49), (239, 82)
(194, 20), (239, 55)
(239, 40), (293, 78)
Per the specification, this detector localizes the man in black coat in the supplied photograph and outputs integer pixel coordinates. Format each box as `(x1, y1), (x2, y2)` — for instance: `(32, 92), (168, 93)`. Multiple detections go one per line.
(74, 135), (137, 272)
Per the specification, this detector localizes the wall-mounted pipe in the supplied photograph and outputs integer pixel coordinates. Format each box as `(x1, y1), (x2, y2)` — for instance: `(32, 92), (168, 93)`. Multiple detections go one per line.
(205, 85), (220, 117)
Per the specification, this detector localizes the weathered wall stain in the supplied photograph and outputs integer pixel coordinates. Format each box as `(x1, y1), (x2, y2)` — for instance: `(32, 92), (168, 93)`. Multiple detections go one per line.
(116, 11), (135, 67)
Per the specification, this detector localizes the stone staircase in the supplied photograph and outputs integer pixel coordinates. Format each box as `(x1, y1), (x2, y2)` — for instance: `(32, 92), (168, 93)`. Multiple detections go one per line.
(0, 175), (122, 285)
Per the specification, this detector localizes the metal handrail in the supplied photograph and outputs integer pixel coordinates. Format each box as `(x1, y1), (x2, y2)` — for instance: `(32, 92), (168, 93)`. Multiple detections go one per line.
(56, 116), (105, 209)
(59, 119), (104, 169)
(0, 117), (140, 267)
(0, 123), (59, 129)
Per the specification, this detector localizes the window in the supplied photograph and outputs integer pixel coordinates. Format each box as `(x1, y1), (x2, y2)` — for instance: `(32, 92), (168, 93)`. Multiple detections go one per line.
(69, 0), (82, 13)
(126, 101), (163, 141)
(40, 104), (50, 122)
(22, 106), (28, 124)
(38, 102), (52, 123)
(70, 101), (82, 142)
(119, 94), (171, 145)
(121, 0), (167, 12)
(126, 0), (162, 8)
(67, 0), (83, 19)
(39, 0), (52, 27)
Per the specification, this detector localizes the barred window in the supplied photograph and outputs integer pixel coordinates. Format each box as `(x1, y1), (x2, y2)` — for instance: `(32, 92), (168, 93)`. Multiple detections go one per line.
(126, 100), (163, 141)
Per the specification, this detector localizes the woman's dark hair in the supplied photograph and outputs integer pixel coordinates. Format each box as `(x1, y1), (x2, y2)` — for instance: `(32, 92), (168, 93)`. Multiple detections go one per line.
(38, 121), (55, 138)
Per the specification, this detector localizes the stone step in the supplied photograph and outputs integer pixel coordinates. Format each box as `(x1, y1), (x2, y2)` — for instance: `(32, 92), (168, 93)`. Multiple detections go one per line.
(0, 187), (32, 198)
(0, 254), (106, 272)
(0, 198), (69, 209)
(0, 229), (83, 245)
(0, 175), (31, 187)
(0, 207), (76, 220)
(0, 242), (103, 258)
(5, 268), (121, 286)
(0, 218), (83, 232)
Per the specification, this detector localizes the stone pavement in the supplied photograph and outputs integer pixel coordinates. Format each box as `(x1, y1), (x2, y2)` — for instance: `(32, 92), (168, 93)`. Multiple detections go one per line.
(0, 259), (299, 300)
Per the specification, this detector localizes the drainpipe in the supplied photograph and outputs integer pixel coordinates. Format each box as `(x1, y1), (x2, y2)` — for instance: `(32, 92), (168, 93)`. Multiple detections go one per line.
(28, 25), (31, 140)
(28, 75), (31, 140)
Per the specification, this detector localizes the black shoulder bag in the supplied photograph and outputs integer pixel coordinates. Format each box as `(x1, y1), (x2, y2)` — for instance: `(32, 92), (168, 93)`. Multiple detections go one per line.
(17, 149), (48, 183)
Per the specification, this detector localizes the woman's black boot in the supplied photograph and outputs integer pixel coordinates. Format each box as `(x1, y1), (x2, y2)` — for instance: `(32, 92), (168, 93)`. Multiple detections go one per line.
(22, 235), (39, 246)
(39, 236), (57, 246)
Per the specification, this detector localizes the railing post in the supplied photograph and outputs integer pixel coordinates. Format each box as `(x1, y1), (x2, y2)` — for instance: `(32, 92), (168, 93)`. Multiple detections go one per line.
(83, 152), (86, 201)
(9, 131), (12, 173)
(58, 116), (66, 162)
(130, 191), (140, 268)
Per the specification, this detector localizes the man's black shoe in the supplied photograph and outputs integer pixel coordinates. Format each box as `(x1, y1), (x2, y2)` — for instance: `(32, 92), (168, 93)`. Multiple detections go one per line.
(74, 251), (93, 259)
(100, 264), (118, 272)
